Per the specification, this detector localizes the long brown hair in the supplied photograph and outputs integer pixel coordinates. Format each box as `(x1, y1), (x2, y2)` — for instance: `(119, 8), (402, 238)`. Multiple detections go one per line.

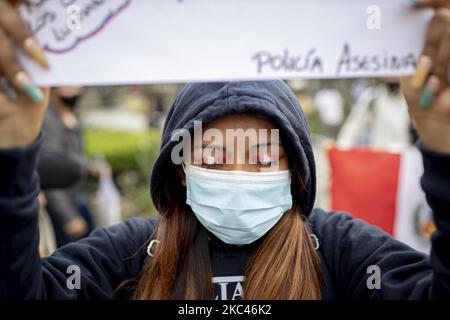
(133, 132), (323, 300)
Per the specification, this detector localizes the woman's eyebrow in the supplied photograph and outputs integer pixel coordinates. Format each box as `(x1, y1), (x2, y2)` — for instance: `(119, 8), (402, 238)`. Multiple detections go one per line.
(193, 144), (226, 150)
(249, 142), (282, 149)
(192, 143), (283, 151)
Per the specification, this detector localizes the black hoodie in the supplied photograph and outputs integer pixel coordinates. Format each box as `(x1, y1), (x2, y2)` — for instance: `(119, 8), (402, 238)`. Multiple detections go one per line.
(0, 81), (449, 299)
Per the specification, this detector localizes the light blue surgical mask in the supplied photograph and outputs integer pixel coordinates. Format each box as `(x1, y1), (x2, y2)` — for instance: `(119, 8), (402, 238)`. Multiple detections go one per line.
(183, 164), (293, 245)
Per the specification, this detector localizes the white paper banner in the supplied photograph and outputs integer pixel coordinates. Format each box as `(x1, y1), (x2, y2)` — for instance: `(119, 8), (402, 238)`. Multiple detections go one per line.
(18, 0), (433, 85)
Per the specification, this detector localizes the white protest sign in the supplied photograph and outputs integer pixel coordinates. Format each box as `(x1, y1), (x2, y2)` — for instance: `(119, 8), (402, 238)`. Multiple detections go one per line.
(18, 0), (433, 86)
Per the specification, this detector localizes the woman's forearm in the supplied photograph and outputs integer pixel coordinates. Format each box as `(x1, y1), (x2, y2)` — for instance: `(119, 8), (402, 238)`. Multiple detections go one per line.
(419, 142), (450, 299)
(0, 134), (44, 298)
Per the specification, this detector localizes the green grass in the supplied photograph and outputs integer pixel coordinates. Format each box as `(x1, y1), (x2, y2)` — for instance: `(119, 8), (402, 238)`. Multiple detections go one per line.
(84, 129), (161, 175)
(84, 129), (162, 218)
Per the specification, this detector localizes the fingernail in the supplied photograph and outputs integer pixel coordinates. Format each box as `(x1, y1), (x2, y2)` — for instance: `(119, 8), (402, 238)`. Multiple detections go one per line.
(23, 37), (49, 69)
(411, 55), (432, 89)
(419, 76), (439, 108)
(14, 71), (44, 103)
(447, 65), (450, 84)
(0, 78), (18, 101)
(409, 0), (425, 6)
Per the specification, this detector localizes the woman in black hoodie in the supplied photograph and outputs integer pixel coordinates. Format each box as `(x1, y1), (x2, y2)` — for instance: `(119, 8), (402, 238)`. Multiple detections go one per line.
(0, 0), (449, 300)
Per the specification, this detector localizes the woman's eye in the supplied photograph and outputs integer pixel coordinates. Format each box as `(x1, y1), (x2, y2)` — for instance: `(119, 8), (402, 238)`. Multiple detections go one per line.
(257, 154), (278, 167)
(259, 154), (271, 164)
(202, 155), (222, 168)
(261, 161), (278, 168)
(204, 156), (215, 165)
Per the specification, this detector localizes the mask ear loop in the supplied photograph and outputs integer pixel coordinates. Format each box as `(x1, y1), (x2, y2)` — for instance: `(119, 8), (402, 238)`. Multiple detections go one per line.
(147, 239), (160, 257)
(309, 234), (320, 251)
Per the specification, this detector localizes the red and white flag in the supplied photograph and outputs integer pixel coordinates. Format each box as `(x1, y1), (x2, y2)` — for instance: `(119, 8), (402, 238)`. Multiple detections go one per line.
(326, 146), (434, 254)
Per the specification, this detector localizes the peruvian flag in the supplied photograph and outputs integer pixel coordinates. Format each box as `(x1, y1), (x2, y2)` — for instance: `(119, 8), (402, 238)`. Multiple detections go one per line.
(327, 146), (434, 254)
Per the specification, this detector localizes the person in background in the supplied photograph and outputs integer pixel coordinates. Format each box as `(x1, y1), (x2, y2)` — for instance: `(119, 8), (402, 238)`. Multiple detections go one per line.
(313, 82), (344, 139)
(148, 94), (166, 129)
(337, 78), (412, 151)
(37, 149), (85, 256)
(41, 87), (101, 246)
(349, 79), (370, 106)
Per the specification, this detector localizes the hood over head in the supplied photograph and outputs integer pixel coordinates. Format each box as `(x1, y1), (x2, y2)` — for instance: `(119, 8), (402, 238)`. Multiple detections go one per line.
(150, 80), (316, 216)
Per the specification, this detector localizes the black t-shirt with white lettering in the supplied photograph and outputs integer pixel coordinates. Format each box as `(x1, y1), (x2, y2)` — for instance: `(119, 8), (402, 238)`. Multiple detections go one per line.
(209, 233), (262, 300)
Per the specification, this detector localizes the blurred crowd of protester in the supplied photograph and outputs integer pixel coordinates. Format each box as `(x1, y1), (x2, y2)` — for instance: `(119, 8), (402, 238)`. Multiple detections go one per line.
(38, 87), (110, 256)
(36, 79), (417, 255)
(337, 78), (415, 150)
(308, 78), (416, 150)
